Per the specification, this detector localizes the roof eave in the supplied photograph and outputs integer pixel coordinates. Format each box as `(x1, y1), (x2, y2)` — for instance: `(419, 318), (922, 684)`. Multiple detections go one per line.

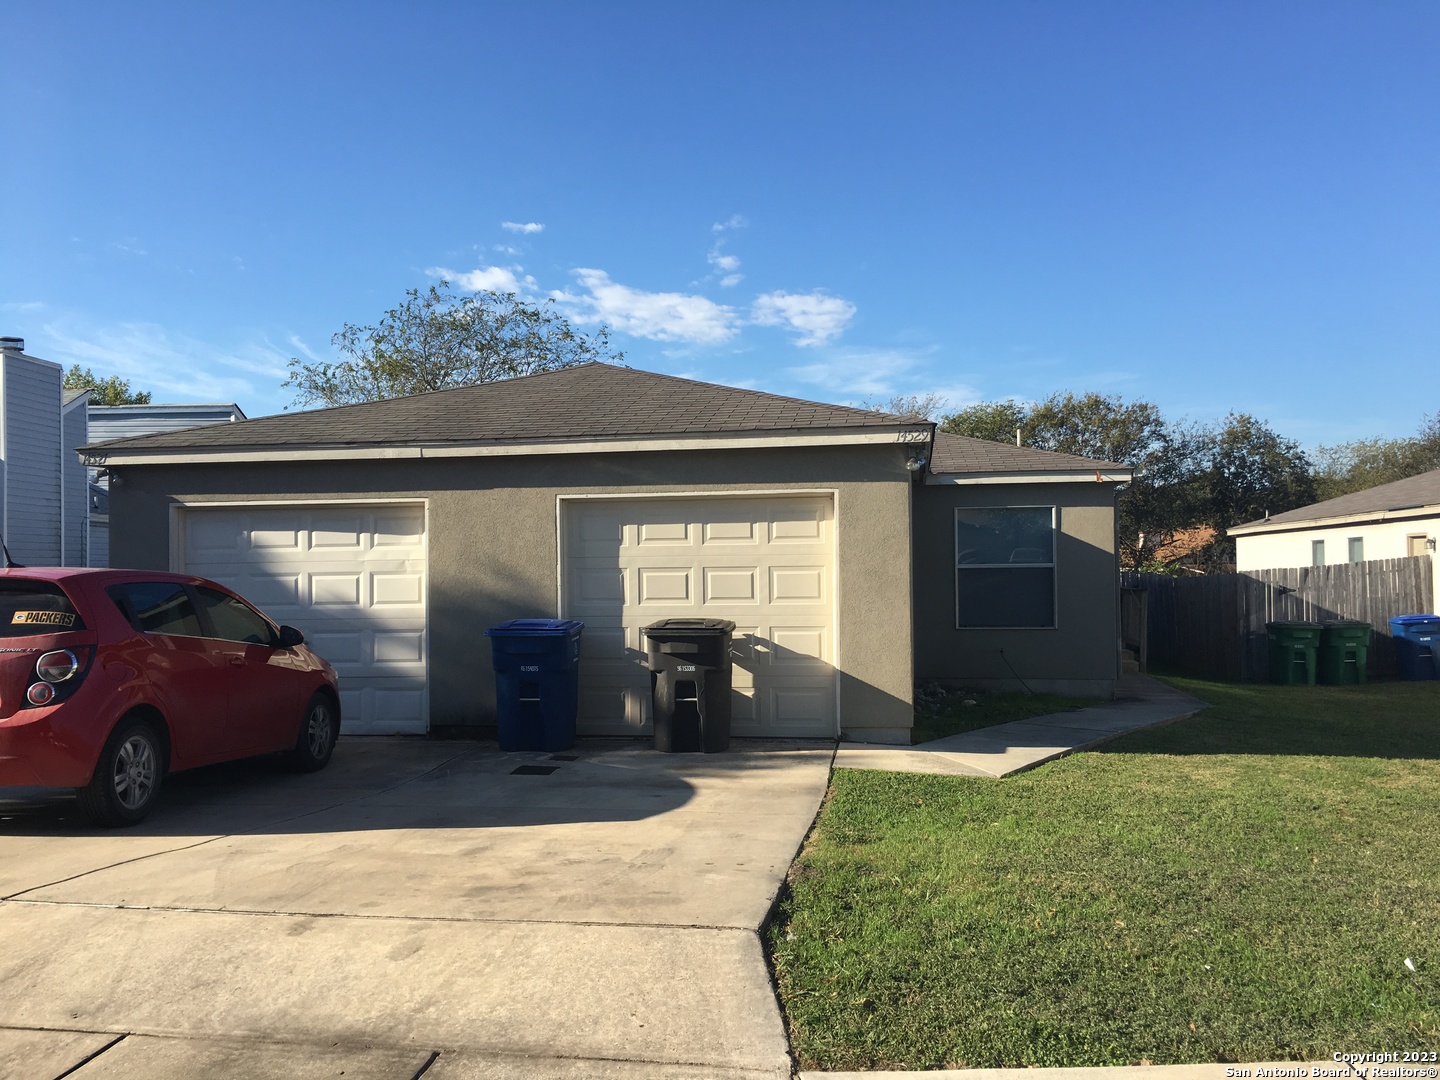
(925, 468), (1134, 486)
(84, 423), (932, 467)
(1228, 504), (1440, 537)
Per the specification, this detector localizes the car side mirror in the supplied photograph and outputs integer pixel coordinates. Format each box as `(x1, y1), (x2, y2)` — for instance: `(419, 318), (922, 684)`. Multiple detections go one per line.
(278, 625), (305, 648)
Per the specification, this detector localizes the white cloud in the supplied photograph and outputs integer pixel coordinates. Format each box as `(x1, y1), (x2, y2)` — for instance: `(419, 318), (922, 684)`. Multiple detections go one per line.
(786, 347), (922, 397)
(428, 265), (535, 294)
(751, 290), (856, 347)
(552, 269), (741, 345)
(493, 243), (521, 255)
(709, 252), (740, 273)
(706, 245), (743, 287)
(712, 214), (747, 233)
(38, 317), (286, 406)
(719, 273), (744, 288)
(501, 221), (544, 234)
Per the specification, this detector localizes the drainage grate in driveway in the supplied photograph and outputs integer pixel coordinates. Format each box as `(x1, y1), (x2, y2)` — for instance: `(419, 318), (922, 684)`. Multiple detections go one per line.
(511, 765), (560, 776)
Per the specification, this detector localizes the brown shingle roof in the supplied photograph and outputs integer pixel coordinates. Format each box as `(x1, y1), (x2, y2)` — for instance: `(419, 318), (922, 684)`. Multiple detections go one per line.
(83, 363), (916, 456)
(929, 430), (1128, 475)
(1231, 467), (1440, 532)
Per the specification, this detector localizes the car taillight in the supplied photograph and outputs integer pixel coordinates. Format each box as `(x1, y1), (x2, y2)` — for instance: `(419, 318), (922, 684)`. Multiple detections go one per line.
(36, 649), (80, 683)
(23, 646), (94, 709)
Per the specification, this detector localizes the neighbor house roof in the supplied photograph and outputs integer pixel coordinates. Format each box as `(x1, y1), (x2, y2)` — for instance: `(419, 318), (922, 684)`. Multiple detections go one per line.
(1229, 467), (1440, 536)
(63, 388), (91, 408)
(83, 363), (927, 465)
(926, 430), (1130, 484)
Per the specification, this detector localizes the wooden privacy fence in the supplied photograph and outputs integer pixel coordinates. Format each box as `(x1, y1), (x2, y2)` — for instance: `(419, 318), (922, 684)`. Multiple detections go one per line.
(1121, 556), (1434, 681)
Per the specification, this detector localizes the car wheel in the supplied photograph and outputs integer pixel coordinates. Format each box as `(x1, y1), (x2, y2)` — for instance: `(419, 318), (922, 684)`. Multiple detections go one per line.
(77, 719), (165, 827)
(288, 693), (338, 772)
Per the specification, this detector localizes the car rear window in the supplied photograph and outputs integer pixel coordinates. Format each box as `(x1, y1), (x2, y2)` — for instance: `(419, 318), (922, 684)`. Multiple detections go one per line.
(107, 581), (203, 637)
(0, 580), (87, 636)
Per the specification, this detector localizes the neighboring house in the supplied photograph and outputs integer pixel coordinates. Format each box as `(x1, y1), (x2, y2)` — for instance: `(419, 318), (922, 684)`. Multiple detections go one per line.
(0, 337), (90, 567)
(86, 401), (247, 566)
(83, 364), (1133, 741)
(1229, 468), (1440, 611)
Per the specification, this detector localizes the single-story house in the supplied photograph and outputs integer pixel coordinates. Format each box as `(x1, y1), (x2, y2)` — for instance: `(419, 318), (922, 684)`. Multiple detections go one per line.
(82, 364), (1132, 742)
(1229, 467), (1440, 611)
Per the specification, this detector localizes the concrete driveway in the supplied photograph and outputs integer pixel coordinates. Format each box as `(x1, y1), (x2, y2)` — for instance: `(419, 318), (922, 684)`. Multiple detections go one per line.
(0, 737), (834, 1079)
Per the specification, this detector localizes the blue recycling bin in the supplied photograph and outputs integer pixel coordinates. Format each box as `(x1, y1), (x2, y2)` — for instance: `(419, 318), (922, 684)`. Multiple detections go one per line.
(1389, 615), (1440, 681)
(486, 619), (584, 751)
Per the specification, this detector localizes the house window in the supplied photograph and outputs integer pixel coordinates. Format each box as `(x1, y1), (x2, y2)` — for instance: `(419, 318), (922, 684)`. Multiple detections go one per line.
(1408, 534), (1429, 558)
(1312, 539), (1325, 566)
(955, 506), (1056, 628)
(1348, 537), (1364, 563)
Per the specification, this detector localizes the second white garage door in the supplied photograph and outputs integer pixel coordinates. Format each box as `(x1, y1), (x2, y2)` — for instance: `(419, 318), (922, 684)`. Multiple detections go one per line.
(562, 494), (837, 738)
(177, 503), (428, 735)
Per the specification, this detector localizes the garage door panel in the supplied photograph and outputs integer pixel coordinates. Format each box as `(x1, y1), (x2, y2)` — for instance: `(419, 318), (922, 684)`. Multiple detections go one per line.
(565, 495), (835, 738)
(637, 567), (692, 604)
(701, 518), (758, 545)
(637, 521), (690, 545)
(703, 567), (757, 604)
(181, 504), (428, 736)
(372, 571), (423, 605)
(769, 627), (828, 665)
(311, 574), (362, 606)
(769, 566), (826, 603)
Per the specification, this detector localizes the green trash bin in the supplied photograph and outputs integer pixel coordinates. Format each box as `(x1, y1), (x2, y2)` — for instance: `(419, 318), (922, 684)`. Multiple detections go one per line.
(1266, 622), (1322, 685)
(1317, 621), (1370, 685)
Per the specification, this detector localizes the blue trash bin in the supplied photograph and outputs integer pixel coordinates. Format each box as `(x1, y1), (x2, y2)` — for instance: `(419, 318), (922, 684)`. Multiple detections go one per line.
(486, 619), (584, 751)
(1389, 615), (1440, 681)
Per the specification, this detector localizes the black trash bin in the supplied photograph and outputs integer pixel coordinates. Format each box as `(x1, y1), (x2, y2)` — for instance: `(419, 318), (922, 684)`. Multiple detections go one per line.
(485, 619), (584, 752)
(642, 618), (736, 753)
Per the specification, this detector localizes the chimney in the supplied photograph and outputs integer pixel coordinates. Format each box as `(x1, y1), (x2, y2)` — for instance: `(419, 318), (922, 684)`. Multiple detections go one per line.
(0, 337), (24, 353)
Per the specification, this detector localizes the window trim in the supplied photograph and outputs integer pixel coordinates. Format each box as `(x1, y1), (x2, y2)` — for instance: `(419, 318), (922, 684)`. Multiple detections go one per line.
(953, 505), (1058, 630)
(1348, 536), (1364, 564)
(1312, 538), (1325, 566)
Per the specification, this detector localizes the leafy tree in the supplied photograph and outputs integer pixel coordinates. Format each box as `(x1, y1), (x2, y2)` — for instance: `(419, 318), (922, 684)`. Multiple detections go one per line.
(861, 392), (950, 422)
(1203, 413), (1316, 528)
(286, 280), (624, 408)
(63, 365), (152, 406)
(940, 399), (1027, 445)
(1313, 413), (1440, 501)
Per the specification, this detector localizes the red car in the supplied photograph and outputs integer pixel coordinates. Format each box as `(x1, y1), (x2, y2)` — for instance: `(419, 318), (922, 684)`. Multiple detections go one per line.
(0, 568), (340, 826)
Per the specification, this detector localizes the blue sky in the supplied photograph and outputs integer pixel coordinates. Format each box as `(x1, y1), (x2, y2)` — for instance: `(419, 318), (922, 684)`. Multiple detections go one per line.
(2, 1), (1436, 448)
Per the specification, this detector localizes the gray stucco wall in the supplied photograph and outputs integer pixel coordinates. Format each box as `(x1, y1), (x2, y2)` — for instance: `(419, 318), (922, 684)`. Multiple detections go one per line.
(108, 443), (916, 739)
(912, 480), (1121, 697)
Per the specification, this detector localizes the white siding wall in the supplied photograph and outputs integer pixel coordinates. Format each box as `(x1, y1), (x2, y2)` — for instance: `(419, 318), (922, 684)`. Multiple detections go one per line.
(3, 355), (63, 565)
(1235, 516), (1440, 612)
(62, 400), (88, 565)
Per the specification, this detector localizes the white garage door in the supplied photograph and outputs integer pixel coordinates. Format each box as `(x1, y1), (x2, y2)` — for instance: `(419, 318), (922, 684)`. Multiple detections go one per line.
(178, 503), (428, 735)
(562, 495), (837, 738)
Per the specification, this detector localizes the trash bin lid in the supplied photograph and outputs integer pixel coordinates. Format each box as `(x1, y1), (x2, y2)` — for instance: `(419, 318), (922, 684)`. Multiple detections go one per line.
(485, 619), (585, 636)
(642, 617), (737, 636)
(1390, 614), (1440, 627)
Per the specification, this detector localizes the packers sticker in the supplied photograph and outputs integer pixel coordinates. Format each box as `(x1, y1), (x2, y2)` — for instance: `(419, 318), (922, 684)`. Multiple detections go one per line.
(11, 611), (76, 627)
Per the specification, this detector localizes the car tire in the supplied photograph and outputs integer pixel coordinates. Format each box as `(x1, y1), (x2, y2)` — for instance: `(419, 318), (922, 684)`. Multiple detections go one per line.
(288, 693), (338, 773)
(77, 718), (165, 828)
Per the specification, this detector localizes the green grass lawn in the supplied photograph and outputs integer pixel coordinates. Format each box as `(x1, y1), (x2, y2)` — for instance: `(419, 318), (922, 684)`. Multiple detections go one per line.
(767, 679), (1440, 1068)
(910, 687), (1101, 744)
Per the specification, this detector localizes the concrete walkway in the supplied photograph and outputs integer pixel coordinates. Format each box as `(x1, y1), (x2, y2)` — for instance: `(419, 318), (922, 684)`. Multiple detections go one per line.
(835, 674), (1207, 778)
